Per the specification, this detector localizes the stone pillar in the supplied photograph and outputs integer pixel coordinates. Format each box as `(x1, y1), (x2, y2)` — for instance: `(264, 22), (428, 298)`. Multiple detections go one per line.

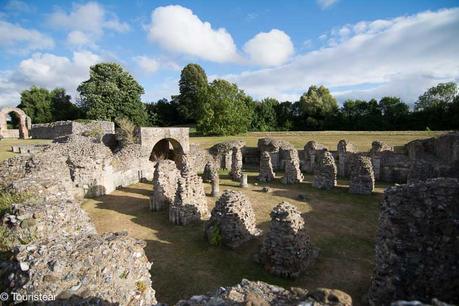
(312, 151), (337, 190)
(230, 147), (243, 181)
(240, 173), (248, 188)
(211, 174), (220, 197)
(349, 156), (374, 195)
(281, 149), (303, 184)
(258, 151), (275, 182)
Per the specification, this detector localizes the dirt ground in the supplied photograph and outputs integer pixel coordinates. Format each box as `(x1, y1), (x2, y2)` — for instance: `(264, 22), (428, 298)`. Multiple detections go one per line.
(82, 171), (386, 305)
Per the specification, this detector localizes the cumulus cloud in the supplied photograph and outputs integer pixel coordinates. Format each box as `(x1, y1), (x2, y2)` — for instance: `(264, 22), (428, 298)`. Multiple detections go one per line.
(243, 29), (294, 66)
(134, 56), (160, 74)
(317, 0), (339, 10)
(0, 51), (102, 107)
(49, 2), (129, 46)
(67, 31), (91, 46)
(148, 5), (239, 63)
(222, 8), (459, 104)
(0, 20), (54, 53)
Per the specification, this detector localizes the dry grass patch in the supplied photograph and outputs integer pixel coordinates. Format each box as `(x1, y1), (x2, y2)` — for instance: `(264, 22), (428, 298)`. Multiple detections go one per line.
(82, 171), (383, 305)
(0, 139), (51, 162)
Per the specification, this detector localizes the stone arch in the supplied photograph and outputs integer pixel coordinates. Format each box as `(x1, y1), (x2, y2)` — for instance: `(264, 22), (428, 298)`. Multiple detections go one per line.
(150, 137), (184, 162)
(0, 107), (31, 139)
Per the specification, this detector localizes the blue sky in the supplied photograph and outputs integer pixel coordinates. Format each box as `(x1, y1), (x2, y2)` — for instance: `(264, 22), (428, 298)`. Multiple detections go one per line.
(1, 0), (458, 107)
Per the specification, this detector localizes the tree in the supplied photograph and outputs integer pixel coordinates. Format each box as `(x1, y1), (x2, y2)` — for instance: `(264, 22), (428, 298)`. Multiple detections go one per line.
(145, 98), (182, 127)
(275, 101), (295, 130)
(379, 97), (409, 130)
(299, 85), (338, 130)
(77, 63), (148, 126)
(196, 79), (251, 136)
(415, 82), (458, 111)
(18, 86), (53, 123)
(251, 98), (278, 131)
(50, 88), (80, 121)
(177, 63), (209, 122)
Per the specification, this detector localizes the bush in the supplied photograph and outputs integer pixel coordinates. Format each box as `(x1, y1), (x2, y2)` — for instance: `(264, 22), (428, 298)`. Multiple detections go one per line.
(115, 117), (137, 147)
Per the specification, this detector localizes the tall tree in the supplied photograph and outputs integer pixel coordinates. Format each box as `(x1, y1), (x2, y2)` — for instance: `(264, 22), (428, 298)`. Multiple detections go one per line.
(18, 86), (53, 123)
(50, 88), (80, 121)
(251, 98), (278, 131)
(177, 63), (209, 122)
(196, 79), (251, 136)
(77, 63), (148, 126)
(299, 85), (338, 130)
(379, 97), (409, 130)
(415, 82), (458, 111)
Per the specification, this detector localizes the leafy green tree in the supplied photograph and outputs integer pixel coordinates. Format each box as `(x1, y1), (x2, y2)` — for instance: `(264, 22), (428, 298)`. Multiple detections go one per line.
(196, 79), (251, 136)
(415, 82), (458, 111)
(77, 63), (148, 126)
(18, 86), (53, 123)
(341, 99), (383, 130)
(177, 63), (209, 122)
(275, 101), (295, 130)
(50, 88), (80, 121)
(379, 97), (409, 130)
(299, 85), (338, 130)
(145, 98), (182, 127)
(251, 98), (278, 131)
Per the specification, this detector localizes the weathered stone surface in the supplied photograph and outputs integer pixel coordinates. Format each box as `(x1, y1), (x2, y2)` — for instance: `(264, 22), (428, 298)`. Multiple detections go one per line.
(257, 138), (295, 170)
(209, 140), (245, 170)
(8, 232), (156, 305)
(312, 151), (337, 190)
(169, 154), (209, 225)
(202, 160), (217, 183)
(150, 160), (180, 211)
(258, 151), (276, 182)
(211, 173), (220, 197)
(176, 279), (352, 306)
(349, 156), (375, 194)
(230, 147), (243, 181)
(303, 141), (328, 173)
(281, 149), (303, 184)
(368, 178), (459, 306)
(31, 120), (114, 142)
(256, 202), (315, 278)
(370, 140), (393, 154)
(337, 139), (357, 177)
(205, 190), (260, 248)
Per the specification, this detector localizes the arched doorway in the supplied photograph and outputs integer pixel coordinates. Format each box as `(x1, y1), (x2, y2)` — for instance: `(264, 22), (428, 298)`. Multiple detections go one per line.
(0, 107), (31, 139)
(150, 138), (184, 163)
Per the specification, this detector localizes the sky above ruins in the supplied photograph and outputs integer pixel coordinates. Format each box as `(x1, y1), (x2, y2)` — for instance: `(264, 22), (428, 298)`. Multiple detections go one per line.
(0, 0), (459, 107)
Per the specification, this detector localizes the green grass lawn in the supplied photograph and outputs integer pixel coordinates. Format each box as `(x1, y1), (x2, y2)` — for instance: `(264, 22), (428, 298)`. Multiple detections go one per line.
(190, 130), (445, 150)
(0, 138), (51, 162)
(82, 172), (387, 305)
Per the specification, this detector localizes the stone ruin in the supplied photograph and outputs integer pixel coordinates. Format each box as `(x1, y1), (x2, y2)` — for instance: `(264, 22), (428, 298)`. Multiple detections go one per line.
(337, 139), (357, 177)
(169, 154), (209, 225)
(0, 107), (31, 139)
(312, 151), (337, 190)
(368, 178), (459, 306)
(349, 156), (375, 195)
(257, 138), (296, 170)
(209, 140), (245, 170)
(0, 136), (156, 304)
(258, 151), (276, 182)
(176, 279), (352, 306)
(370, 140), (393, 154)
(150, 160), (180, 211)
(202, 160), (217, 183)
(281, 149), (304, 184)
(230, 146), (243, 181)
(205, 190), (260, 248)
(255, 202), (315, 278)
(303, 140), (328, 173)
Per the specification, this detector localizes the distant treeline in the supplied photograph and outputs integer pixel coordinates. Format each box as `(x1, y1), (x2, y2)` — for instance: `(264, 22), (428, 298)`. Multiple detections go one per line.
(14, 63), (459, 135)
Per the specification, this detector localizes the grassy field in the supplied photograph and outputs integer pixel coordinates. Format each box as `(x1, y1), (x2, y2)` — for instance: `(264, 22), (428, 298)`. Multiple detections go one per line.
(190, 130), (445, 150)
(0, 138), (51, 161)
(82, 172), (388, 305)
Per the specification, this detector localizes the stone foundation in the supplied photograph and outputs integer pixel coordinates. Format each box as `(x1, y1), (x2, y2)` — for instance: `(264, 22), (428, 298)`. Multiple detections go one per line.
(312, 151), (337, 190)
(349, 156), (375, 195)
(150, 160), (180, 211)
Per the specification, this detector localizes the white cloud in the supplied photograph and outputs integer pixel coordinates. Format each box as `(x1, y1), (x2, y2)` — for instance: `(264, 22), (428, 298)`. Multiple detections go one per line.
(148, 5), (239, 63)
(0, 20), (54, 53)
(48, 2), (129, 46)
(243, 29), (294, 66)
(221, 8), (459, 104)
(4, 0), (34, 13)
(317, 0), (339, 10)
(134, 56), (160, 74)
(67, 31), (91, 46)
(0, 51), (103, 107)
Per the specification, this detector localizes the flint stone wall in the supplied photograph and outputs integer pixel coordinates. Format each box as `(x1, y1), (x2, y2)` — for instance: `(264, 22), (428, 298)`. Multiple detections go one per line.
(150, 160), (180, 211)
(209, 140), (245, 170)
(281, 149), (304, 184)
(176, 279), (352, 306)
(31, 120), (114, 140)
(205, 190), (260, 248)
(368, 178), (459, 306)
(256, 202), (315, 278)
(312, 151), (337, 190)
(337, 139), (357, 177)
(303, 141), (328, 173)
(349, 156), (375, 194)
(257, 138), (295, 170)
(258, 151), (276, 182)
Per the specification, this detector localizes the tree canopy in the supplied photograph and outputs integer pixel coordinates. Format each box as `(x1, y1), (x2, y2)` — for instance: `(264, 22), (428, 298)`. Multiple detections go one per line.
(177, 63), (208, 123)
(299, 85), (338, 129)
(77, 63), (148, 126)
(196, 79), (252, 136)
(415, 82), (458, 111)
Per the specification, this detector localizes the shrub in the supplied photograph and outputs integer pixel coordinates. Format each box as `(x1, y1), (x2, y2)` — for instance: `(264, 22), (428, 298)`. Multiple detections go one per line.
(115, 117), (138, 147)
(209, 225), (222, 246)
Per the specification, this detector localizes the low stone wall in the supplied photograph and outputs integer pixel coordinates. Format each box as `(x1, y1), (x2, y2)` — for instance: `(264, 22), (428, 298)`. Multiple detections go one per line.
(31, 120), (114, 140)
(1, 129), (19, 138)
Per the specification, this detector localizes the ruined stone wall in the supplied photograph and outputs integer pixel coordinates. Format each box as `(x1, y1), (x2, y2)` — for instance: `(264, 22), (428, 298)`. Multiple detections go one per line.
(349, 156), (375, 194)
(209, 140), (245, 170)
(303, 141), (328, 173)
(31, 120), (114, 140)
(368, 178), (459, 306)
(257, 138), (295, 170)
